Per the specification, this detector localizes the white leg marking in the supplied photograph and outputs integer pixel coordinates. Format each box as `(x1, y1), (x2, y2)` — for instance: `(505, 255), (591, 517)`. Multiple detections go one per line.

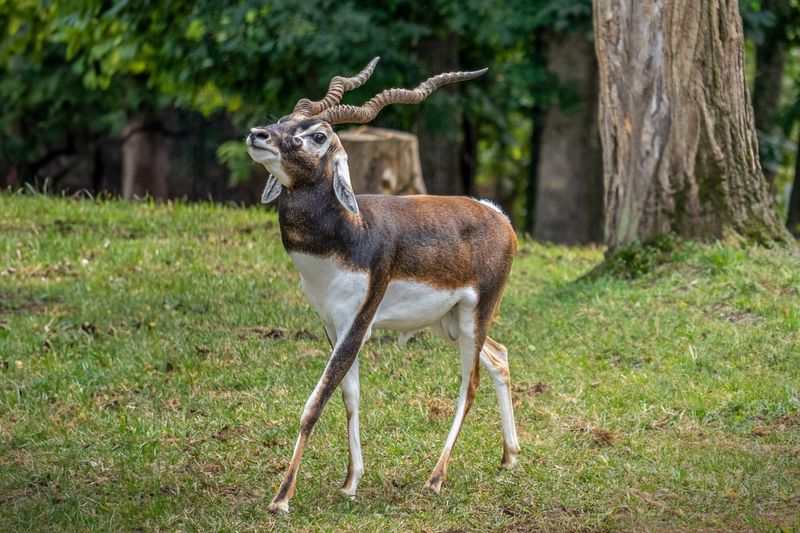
(326, 319), (365, 494)
(441, 335), (477, 453)
(341, 358), (363, 497)
(426, 302), (479, 493)
(398, 330), (415, 347)
(480, 340), (520, 468)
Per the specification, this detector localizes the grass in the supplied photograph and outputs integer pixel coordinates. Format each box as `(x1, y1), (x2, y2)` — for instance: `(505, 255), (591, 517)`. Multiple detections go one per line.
(1, 192), (799, 532)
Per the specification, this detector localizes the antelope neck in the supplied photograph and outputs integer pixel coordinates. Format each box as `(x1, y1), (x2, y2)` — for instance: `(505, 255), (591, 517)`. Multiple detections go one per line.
(277, 182), (368, 268)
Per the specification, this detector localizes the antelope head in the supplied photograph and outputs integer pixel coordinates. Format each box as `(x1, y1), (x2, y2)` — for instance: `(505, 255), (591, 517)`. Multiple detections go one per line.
(246, 57), (487, 214)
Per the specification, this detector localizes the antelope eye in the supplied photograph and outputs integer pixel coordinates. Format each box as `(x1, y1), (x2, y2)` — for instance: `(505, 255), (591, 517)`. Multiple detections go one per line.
(311, 132), (326, 144)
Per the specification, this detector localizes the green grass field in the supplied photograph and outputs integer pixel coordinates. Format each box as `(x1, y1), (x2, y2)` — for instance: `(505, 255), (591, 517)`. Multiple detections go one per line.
(1, 193), (799, 531)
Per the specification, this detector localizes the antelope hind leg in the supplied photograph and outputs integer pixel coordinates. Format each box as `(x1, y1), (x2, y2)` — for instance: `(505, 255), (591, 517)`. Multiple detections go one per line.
(480, 336), (520, 469)
(425, 303), (482, 494)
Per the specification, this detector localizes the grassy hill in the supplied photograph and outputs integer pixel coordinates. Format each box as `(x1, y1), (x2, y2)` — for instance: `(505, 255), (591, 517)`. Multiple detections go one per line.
(1, 193), (798, 531)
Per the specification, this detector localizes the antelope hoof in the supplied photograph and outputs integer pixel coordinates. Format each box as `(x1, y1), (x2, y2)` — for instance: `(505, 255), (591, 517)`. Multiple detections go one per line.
(500, 453), (518, 470)
(500, 456), (517, 470)
(268, 499), (289, 515)
(501, 446), (520, 470)
(424, 473), (445, 495)
(341, 470), (362, 498)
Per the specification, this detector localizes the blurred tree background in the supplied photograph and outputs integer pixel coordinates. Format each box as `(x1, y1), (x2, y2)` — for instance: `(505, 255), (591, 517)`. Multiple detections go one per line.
(1, 0), (798, 240)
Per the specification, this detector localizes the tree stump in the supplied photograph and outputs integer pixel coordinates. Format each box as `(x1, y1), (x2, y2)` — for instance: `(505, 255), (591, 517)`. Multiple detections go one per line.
(338, 127), (427, 195)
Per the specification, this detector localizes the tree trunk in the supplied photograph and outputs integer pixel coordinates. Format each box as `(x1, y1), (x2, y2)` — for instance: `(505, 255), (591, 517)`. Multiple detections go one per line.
(121, 115), (171, 200)
(415, 34), (463, 195)
(534, 32), (603, 245)
(752, 0), (790, 185)
(786, 130), (800, 237)
(593, 0), (789, 252)
(525, 104), (546, 235)
(460, 117), (477, 197)
(524, 37), (549, 235)
(338, 127), (426, 195)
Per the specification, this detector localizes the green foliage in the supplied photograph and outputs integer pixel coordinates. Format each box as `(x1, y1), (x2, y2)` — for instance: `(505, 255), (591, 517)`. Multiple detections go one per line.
(703, 244), (748, 274)
(0, 0), (150, 179)
(591, 234), (680, 280)
(216, 140), (256, 187)
(0, 0), (594, 219)
(740, 0), (778, 44)
(3, 0), (798, 231)
(741, 0), (800, 209)
(1, 194), (798, 530)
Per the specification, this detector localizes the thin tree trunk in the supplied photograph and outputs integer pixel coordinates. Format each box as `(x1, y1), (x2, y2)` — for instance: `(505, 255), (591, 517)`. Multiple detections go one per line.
(91, 144), (104, 194)
(526, 104), (546, 235)
(787, 130), (800, 237)
(415, 34), (463, 195)
(534, 32), (603, 245)
(752, 0), (790, 185)
(121, 115), (171, 200)
(460, 117), (477, 197)
(593, 0), (789, 252)
(525, 36), (548, 236)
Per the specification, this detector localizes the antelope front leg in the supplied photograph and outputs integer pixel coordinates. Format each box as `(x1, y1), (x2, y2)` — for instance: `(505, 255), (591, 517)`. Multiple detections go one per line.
(324, 324), (365, 496)
(268, 281), (386, 514)
(340, 357), (363, 496)
(268, 339), (365, 514)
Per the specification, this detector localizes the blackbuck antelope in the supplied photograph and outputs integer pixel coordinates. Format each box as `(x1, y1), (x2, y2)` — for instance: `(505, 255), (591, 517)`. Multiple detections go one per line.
(246, 57), (520, 514)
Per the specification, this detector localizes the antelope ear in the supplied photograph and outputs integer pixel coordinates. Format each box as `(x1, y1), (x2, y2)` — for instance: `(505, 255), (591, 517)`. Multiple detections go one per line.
(332, 153), (359, 216)
(261, 174), (282, 204)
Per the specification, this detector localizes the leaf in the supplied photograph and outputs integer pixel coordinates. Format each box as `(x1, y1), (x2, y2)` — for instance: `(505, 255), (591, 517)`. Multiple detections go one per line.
(217, 140), (254, 187)
(185, 18), (205, 41)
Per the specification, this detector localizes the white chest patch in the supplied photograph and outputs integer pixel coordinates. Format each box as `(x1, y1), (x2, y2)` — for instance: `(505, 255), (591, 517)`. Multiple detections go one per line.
(289, 252), (369, 333)
(288, 252), (476, 336)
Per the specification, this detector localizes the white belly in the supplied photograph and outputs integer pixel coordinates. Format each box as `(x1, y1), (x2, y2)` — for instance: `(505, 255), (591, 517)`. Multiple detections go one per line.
(374, 279), (472, 331)
(289, 252), (475, 335)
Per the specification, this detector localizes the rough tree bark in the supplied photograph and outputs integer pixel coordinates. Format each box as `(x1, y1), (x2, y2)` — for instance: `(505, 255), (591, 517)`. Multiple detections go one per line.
(534, 32), (603, 245)
(593, 0), (789, 251)
(415, 34), (463, 195)
(752, 0), (791, 185)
